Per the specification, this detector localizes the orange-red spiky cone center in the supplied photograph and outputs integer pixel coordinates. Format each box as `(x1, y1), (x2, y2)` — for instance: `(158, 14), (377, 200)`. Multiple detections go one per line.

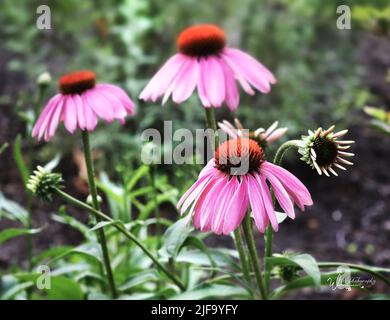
(215, 138), (264, 175)
(59, 70), (96, 94)
(177, 24), (226, 57)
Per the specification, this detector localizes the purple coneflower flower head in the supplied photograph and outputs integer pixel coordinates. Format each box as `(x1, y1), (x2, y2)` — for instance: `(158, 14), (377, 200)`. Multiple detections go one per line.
(139, 24), (276, 111)
(177, 138), (312, 235)
(32, 70), (135, 141)
(218, 118), (287, 147)
(298, 125), (354, 176)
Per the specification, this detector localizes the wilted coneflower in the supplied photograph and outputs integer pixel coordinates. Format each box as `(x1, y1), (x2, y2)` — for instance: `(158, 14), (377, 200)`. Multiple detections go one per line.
(298, 125), (354, 176)
(139, 24), (276, 110)
(32, 70), (135, 141)
(177, 138), (312, 235)
(218, 118), (287, 147)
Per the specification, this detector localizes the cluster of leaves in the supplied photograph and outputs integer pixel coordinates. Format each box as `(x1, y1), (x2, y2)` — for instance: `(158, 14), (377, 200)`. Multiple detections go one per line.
(363, 107), (390, 135)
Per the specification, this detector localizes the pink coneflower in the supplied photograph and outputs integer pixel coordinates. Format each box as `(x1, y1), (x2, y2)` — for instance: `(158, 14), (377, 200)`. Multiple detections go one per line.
(218, 119), (287, 147)
(32, 70), (135, 141)
(177, 138), (312, 235)
(139, 24), (276, 110)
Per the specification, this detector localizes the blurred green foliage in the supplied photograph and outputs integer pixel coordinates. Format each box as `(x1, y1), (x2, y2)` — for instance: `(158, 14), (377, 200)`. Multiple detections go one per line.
(1, 0), (387, 178)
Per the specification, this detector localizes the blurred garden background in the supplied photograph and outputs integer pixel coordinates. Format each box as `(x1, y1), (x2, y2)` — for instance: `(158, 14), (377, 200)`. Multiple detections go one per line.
(0, 0), (389, 299)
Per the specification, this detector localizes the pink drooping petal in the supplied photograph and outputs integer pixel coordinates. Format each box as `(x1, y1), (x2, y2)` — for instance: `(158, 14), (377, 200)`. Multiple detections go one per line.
(199, 159), (217, 179)
(90, 88), (127, 121)
(246, 174), (268, 233)
(177, 170), (214, 215)
(218, 122), (238, 139)
(223, 48), (276, 93)
(262, 162), (313, 211)
(212, 177), (239, 234)
(162, 58), (193, 105)
(221, 51), (255, 96)
(83, 90), (115, 122)
(97, 84), (135, 115)
(197, 59), (211, 107)
(32, 94), (62, 139)
(194, 175), (228, 232)
(139, 54), (187, 102)
(82, 98), (98, 131)
(256, 173), (278, 232)
(73, 94), (86, 130)
(44, 98), (64, 141)
(198, 56), (225, 108)
(222, 177), (248, 235)
(219, 59), (239, 111)
(266, 128), (288, 143)
(62, 95), (78, 134)
(263, 169), (295, 219)
(172, 58), (199, 104)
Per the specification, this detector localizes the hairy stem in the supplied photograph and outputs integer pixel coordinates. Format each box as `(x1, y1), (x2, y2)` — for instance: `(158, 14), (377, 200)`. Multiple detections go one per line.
(81, 130), (117, 299)
(242, 213), (267, 300)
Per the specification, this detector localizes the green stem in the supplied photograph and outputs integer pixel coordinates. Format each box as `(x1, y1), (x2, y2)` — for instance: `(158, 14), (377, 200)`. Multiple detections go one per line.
(204, 108), (218, 146)
(273, 140), (301, 166)
(149, 165), (161, 248)
(264, 139), (301, 293)
(53, 188), (186, 291)
(263, 225), (273, 292)
(81, 131), (117, 299)
(242, 213), (267, 299)
(233, 229), (253, 295)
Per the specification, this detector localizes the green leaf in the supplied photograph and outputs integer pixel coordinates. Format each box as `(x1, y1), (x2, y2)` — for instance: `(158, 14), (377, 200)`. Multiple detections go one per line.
(159, 218), (192, 259)
(182, 236), (217, 276)
(119, 271), (158, 292)
(175, 249), (237, 268)
(52, 209), (91, 240)
(364, 106), (388, 121)
(0, 142), (9, 155)
(266, 253), (321, 287)
(125, 165), (149, 192)
(15, 273), (84, 300)
(13, 134), (29, 186)
(89, 220), (123, 232)
(32, 246), (74, 266)
(0, 227), (42, 246)
(171, 284), (248, 300)
(0, 192), (29, 226)
(48, 242), (103, 266)
(0, 275), (33, 300)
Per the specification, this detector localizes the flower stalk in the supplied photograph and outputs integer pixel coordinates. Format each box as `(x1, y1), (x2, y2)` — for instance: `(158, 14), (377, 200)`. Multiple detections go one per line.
(242, 213), (267, 300)
(81, 130), (117, 299)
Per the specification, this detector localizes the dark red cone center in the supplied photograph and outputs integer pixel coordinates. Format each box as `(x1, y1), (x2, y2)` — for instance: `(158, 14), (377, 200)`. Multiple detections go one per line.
(215, 138), (264, 175)
(59, 70), (96, 94)
(177, 24), (226, 57)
